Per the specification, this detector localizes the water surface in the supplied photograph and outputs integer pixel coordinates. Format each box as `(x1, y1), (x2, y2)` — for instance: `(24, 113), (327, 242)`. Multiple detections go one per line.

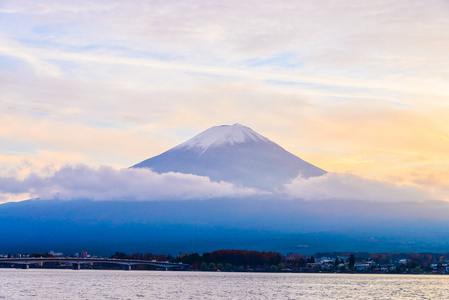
(1, 269), (448, 299)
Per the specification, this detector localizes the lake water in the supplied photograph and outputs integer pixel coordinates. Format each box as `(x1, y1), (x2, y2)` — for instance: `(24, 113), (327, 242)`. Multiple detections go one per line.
(1, 269), (448, 299)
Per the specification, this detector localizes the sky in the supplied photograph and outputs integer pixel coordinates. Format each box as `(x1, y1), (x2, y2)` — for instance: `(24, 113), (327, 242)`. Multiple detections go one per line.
(1, 0), (449, 203)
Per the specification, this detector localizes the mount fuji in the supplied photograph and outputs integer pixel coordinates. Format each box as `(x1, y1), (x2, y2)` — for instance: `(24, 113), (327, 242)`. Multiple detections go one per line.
(132, 124), (326, 190)
(3, 125), (449, 256)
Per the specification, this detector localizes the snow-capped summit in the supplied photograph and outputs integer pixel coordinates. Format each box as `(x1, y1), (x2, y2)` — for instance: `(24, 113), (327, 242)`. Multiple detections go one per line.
(173, 124), (270, 154)
(132, 124), (326, 190)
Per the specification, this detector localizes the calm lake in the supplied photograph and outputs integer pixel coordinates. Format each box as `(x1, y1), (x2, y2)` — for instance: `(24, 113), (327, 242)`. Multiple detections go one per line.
(1, 269), (448, 299)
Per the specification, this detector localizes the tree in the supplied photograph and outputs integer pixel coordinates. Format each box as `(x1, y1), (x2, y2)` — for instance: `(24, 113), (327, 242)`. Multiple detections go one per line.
(154, 254), (167, 262)
(348, 254), (356, 270)
(130, 253), (143, 260)
(203, 252), (211, 263)
(110, 252), (128, 259)
(334, 258), (340, 269)
(225, 263), (233, 271)
(200, 262), (208, 271)
(234, 266), (244, 272)
(298, 257), (307, 267)
(177, 253), (200, 265)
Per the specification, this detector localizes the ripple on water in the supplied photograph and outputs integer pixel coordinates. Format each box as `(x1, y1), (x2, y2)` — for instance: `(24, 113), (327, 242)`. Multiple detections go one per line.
(0, 270), (449, 299)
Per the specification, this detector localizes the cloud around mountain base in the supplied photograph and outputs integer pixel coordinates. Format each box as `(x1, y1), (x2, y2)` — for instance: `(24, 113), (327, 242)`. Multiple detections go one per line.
(283, 173), (430, 203)
(0, 164), (435, 203)
(0, 164), (265, 202)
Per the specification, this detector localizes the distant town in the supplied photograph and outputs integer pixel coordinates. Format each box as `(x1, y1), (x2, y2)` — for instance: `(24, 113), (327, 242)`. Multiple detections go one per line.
(1, 249), (449, 274)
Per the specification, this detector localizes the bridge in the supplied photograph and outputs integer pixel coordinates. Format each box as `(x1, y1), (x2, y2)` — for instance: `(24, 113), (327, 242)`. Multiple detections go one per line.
(0, 257), (190, 270)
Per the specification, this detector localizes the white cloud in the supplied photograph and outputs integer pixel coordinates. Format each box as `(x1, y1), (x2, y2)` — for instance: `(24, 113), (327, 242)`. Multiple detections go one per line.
(283, 173), (430, 203)
(0, 164), (440, 204)
(0, 164), (264, 202)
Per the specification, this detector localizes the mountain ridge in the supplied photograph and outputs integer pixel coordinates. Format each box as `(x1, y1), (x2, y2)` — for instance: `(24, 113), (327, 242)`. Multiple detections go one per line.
(132, 124), (326, 190)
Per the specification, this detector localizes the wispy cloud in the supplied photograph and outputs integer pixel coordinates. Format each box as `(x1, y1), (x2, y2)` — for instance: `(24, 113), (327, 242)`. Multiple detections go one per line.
(283, 173), (431, 203)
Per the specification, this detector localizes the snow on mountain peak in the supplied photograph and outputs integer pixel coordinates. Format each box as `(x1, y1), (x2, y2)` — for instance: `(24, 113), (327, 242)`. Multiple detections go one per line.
(132, 123), (327, 190)
(173, 124), (270, 153)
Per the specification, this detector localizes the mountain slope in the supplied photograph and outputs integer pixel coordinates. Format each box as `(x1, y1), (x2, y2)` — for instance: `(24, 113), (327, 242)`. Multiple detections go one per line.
(3, 198), (449, 255)
(132, 124), (326, 190)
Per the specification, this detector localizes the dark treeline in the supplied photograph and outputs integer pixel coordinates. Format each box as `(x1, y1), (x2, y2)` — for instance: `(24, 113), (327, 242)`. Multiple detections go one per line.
(109, 252), (173, 262)
(175, 249), (283, 269)
(173, 250), (318, 272)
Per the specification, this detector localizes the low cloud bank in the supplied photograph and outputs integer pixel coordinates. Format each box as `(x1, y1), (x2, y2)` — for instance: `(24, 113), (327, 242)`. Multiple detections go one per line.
(283, 173), (430, 202)
(0, 165), (435, 203)
(0, 164), (264, 202)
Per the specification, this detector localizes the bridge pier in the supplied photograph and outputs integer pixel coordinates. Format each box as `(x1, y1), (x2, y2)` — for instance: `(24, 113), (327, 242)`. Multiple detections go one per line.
(72, 263), (80, 270)
(124, 265), (131, 271)
(21, 264), (29, 269)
